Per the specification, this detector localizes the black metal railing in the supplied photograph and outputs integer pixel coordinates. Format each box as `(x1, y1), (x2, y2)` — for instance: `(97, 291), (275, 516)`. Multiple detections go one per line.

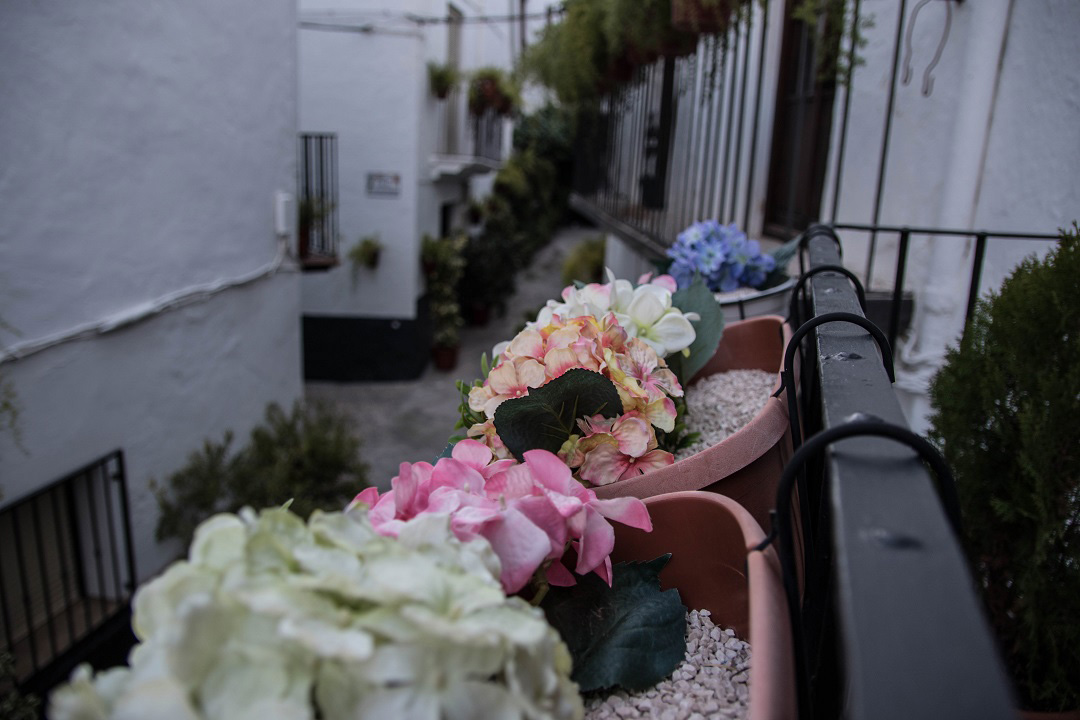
(433, 88), (503, 166)
(473, 109), (503, 164)
(0, 450), (137, 696)
(792, 229), (1017, 720)
(831, 223), (1060, 349)
(298, 133), (339, 268)
(571, 0), (829, 252)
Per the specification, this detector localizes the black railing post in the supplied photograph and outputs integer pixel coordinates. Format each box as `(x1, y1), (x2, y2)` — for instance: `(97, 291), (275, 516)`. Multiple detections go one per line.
(964, 231), (988, 337)
(30, 500), (60, 659)
(114, 452), (137, 594)
(743, 0), (770, 232)
(10, 509), (39, 672)
(868, 0), (909, 287)
(888, 228), (911, 348)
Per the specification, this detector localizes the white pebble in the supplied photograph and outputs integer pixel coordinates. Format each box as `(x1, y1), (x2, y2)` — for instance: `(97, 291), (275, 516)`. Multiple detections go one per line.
(583, 609), (752, 720)
(675, 370), (776, 462)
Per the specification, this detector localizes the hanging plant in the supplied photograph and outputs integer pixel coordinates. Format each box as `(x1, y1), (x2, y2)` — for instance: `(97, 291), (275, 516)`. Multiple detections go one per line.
(426, 61), (459, 99)
(347, 234), (383, 280)
(670, 0), (745, 35)
(468, 67), (520, 116)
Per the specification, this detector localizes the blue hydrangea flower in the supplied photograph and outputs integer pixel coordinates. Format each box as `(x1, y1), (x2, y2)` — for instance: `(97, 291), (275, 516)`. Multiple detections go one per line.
(666, 220), (776, 292)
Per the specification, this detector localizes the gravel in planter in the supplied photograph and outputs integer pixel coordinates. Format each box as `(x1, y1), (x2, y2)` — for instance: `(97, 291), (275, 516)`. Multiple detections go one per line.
(675, 369), (776, 462)
(584, 609), (751, 720)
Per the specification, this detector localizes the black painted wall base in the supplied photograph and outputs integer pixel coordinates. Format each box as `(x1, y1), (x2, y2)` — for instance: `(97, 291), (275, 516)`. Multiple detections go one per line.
(303, 300), (431, 382)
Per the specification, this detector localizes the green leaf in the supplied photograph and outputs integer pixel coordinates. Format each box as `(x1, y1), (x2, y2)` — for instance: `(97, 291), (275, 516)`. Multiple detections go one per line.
(760, 236), (799, 290)
(436, 442), (456, 461)
(541, 554), (687, 693)
(769, 235), (800, 271)
(670, 275), (725, 384)
(493, 368), (622, 462)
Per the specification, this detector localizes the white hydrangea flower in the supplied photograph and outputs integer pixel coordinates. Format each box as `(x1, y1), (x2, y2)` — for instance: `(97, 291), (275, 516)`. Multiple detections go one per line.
(49, 507), (583, 720)
(510, 269), (698, 359)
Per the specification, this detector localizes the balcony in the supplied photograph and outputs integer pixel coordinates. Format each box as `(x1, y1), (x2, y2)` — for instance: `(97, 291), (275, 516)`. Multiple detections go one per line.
(430, 87), (504, 181)
(1, 450), (137, 700)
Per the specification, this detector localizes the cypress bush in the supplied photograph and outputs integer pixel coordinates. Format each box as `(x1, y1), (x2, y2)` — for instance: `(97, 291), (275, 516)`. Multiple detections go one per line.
(928, 224), (1080, 712)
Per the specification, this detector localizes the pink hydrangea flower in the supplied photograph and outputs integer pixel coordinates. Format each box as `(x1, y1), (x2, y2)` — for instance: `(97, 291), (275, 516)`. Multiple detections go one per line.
(350, 440), (652, 595)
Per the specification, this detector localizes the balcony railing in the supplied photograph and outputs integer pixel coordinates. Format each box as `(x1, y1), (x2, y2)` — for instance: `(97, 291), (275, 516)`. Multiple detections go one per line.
(571, 1), (782, 253)
(1, 450), (137, 698)
(431, 87), (503, 179)
(298, 133), (340, 270)
(789, 228), (1017, 719)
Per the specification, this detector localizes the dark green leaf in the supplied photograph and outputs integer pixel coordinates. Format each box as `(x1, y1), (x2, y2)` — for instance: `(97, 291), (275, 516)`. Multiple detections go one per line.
(494, 368), (621, 461)
(436, 442), (456, 461)
(769, 235), (800, 272)
(670, 275), (725, 383)
(541, 554), (687, 693)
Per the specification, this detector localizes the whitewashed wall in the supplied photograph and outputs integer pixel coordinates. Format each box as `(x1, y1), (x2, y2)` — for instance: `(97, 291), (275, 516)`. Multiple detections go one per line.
(821, 0), (1080, 432)
(0, 0), (302, 579)
(298, 0), (562, 322)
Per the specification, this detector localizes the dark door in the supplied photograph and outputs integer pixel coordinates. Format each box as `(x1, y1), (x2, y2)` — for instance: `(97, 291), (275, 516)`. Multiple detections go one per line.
(764, 1), (839, 239)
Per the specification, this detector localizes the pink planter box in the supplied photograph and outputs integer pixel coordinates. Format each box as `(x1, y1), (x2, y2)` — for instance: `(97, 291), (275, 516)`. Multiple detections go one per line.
(611, 491), (797, 720)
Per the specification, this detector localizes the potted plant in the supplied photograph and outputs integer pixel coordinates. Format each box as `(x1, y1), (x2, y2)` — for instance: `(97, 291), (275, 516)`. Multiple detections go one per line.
(426, 60), (459, 99)
(928, 224), (1080, 716)
(604, 0), (699, 65)
(671, 0), (744, 35)
(421, 233), (467, 370)
(348, 234), (382, 273)
(296, 195), (333, 260)
(592, 315), (795, 530)
(468, 67), (519, 117)
(666, 220), (799, 322)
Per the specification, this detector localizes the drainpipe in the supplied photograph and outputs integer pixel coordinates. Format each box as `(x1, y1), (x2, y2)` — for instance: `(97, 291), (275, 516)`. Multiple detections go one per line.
(895, 0), (1014, 432)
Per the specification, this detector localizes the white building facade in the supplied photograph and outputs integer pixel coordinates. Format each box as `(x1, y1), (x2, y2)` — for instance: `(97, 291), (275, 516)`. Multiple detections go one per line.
(296, 0), (558, 380)
(0, 0), (304, 581)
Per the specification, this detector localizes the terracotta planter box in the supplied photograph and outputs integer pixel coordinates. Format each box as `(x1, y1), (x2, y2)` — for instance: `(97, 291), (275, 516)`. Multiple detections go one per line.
(595, 314), (805, 591)
(594, 315), (795, 532)
(611, 491), (797, 720)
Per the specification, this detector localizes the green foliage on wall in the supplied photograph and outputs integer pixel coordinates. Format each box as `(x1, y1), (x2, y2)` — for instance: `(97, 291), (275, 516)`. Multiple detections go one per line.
(928, 224), (1080, 712)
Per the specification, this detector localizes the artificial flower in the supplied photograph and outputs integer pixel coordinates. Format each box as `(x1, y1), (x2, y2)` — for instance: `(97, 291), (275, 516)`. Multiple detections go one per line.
(668, 220), (777, 292)
(49, 506), (584, 720)
(355, 440), (652, 594)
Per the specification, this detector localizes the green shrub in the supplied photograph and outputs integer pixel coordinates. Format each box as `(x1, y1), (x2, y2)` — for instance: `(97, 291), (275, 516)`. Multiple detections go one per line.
(928, 224), (1080, 712)
(421, 233), (467, 346)
(1, 651), (39, 720)
(561, 234), (606, 286)
(153, 401), (368, 549)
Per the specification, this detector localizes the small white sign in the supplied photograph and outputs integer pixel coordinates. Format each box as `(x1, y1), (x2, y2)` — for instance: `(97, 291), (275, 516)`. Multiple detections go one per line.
(367, 173), (401, 196)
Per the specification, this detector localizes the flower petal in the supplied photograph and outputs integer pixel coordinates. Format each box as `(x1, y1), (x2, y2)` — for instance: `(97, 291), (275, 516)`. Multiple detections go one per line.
(627, 286), (669, 327)
(546, 560), (577, 587)
(589, 496), (653, 532)
(480, 508), (552, 594)
(450, 438), (494, 472)
(574, 506), (615, 576)
(645, 312), (697, 355)
(578, 443), (630, 486)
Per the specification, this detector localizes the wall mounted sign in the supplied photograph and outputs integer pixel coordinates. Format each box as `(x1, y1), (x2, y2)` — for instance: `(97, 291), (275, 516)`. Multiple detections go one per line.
(366, 172), (401, 196)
